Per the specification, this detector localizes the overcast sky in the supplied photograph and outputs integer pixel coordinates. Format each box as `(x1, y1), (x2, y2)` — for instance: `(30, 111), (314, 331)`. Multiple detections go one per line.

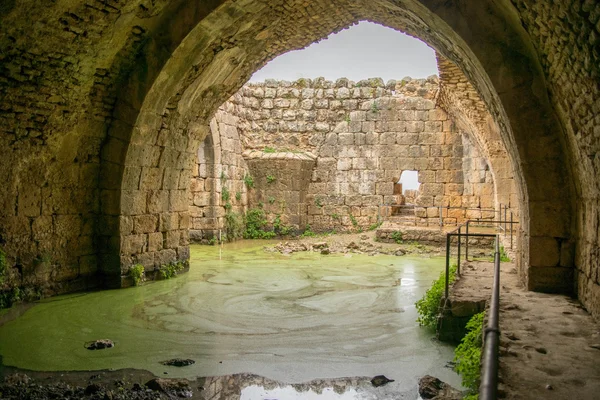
(251, 22), (431, 189)
(250, 21), (438, 83)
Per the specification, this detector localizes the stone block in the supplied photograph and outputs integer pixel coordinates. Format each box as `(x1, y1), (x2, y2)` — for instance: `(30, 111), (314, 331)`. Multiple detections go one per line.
(133, 214), (158, 234)
(169, 190), (188, 212)
(415, 207), (427, 218)
(426, 207), (439, 218)
(415, 196), (434, 207)
(121, 234), (146, 255)
(445, 184), (464, 196)
(121, 190), (147, 215)
(419, 170), (435, 183)
(406, 121), (424, 133)
(376, 182), (394, 195)
(193, 192), (211, 207)
(420, 183), (444, 196)
(32, 216), (53, 241)
(147, 190), (169, 213)
(18, 185), (41, 217)
(148, 232), (163, 252)
(529, 236), (560, 267)
(160, 212), (179, 232)
(155, 249), (178, 268)
(337, 158), (352, 171)
(528, 265), (574, 295)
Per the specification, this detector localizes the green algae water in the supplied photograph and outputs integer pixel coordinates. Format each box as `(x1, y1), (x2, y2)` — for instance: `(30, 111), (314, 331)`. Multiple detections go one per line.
(0, 241), (460, 391)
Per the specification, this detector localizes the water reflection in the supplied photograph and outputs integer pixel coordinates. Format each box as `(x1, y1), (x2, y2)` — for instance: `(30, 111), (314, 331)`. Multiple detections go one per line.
(241, 385), (360, 399)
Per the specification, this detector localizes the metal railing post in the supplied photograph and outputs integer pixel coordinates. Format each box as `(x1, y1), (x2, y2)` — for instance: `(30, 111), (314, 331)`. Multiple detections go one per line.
(510, 211), (514, 250)
(457, 226), (461, 276)
(465, 220), (470, 261)
(504, 205), (507, 234)
(445, 233), (451, 300)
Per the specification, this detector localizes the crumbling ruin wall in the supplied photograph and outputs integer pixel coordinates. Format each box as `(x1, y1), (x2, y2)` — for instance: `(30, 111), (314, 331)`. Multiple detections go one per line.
(223, 78), (496, 231)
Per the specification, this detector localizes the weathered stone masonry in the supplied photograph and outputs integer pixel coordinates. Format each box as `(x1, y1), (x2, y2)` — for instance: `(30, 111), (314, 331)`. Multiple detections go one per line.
(0, 0), (597, 319)
(186, 74), (507, 239)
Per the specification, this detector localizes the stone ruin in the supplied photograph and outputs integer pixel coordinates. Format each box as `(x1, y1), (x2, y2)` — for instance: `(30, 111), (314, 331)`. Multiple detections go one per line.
(189, 69), (518, 241)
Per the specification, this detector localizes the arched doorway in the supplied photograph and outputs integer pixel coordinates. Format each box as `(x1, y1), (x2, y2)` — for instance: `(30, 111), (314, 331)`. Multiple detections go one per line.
(100, 0), (577, 300)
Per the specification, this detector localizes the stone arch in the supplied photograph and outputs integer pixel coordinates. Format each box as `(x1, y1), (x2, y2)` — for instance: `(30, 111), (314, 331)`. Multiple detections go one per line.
(100, 0), (576, 297)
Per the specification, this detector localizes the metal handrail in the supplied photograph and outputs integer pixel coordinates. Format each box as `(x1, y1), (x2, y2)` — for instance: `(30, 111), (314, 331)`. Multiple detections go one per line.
(442, 224), (504, 399)
(480, 236), (501, 400)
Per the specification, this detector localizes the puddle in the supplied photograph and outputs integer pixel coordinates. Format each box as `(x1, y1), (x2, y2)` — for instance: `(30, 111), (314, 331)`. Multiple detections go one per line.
(0, 240), (460, 393)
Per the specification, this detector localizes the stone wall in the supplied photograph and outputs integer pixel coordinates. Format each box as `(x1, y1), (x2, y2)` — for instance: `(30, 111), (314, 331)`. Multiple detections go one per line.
(189, 108), (250, 243)
(244, 152), (316, 230)
(436, 54), (519, 219)
(223, 77), (497, 231)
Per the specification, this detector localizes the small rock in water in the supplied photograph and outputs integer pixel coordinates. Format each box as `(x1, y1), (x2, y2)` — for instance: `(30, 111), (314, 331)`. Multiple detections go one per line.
(545, 384), (553, 390)
(320, 248), (331, 255)
(371, 375), (394, 387)
(312, 242), (328, 249)
(85, 339), (114, 350)
(347, 241), (360, 249)
(418, 375), (462, 399)
(161, 358), (196, 367)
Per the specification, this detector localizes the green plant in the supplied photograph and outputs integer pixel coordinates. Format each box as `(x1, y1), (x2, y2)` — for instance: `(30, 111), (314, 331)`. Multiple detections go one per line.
(315, 197), (323, 207)
(273, 214), (293, 236)
(224, 201), (232, 211)
(369, 221), (382, 231)
(301, 224), (317, 238)
(263, 146), (277, 153)
(391, 231), (403, 244)
(225, 211), (244, 241)
(415, 264), (457, 329)
(128, 264), (145, 286)
(266, 174), (276, 183)
(349, 214), (358, 227)
(454, 312), (484, 396)
(160, 262), (185, 279)
(344, 114), (351, 124)
(235, 192), (242, 201)
(331, 213), (340, 221)
(268, 196), (275, 204)
(244, 208), (275, 239)
(220, 171), (227, 181)
(244, 174), (255, 189)
(500, 246), (510, 262)
(221, 186), (230, 202)
(207, 237), (217, 246)
(370, 101), (380, 113)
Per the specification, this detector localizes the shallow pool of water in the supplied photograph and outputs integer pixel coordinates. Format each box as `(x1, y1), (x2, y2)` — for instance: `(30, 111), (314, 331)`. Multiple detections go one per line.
(0, 241), (459, 392)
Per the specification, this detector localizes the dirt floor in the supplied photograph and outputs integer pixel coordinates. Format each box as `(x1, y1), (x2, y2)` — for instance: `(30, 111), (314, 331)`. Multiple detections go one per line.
(453, 259), (600, 400)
